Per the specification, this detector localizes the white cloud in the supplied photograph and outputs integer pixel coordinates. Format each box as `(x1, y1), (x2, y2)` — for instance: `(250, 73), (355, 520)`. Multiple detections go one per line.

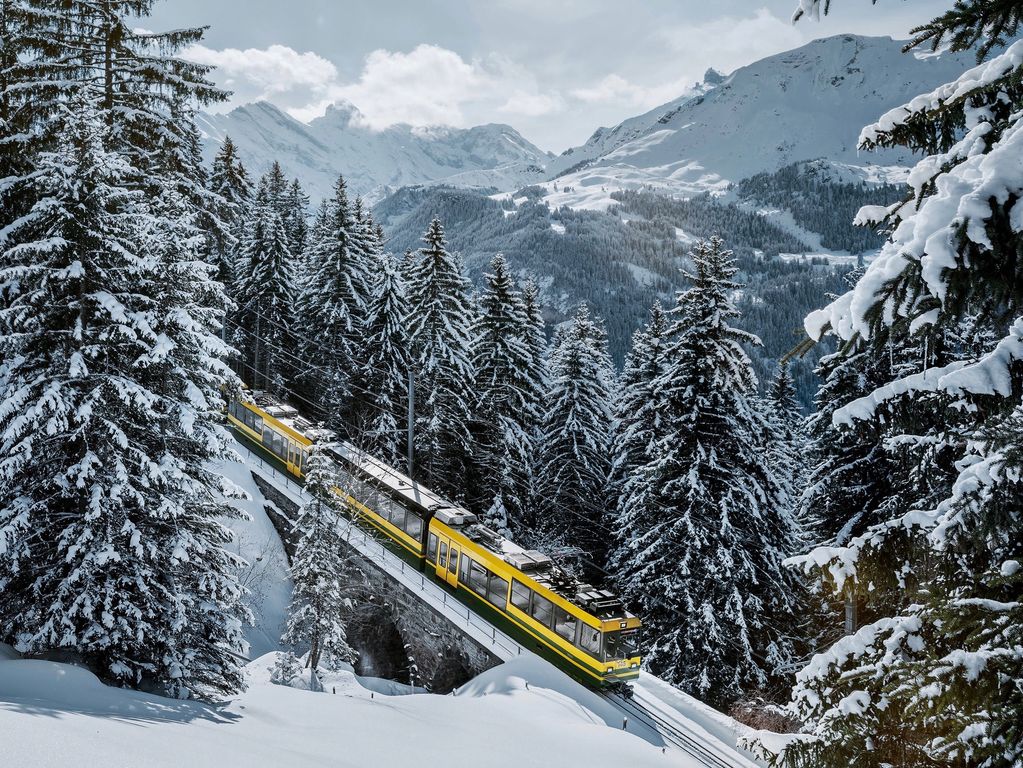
(564, 8), (801, 117)
(657, 8), (804, 74)
(569, 73), (698, 109)
(498, 90), (563, 117)
(185, 43), (340, 110)
(187, 41), (562, 130)
(328, 45), (482, 128)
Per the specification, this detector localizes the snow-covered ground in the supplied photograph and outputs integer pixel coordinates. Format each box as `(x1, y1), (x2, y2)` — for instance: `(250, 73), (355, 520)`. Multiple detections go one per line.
(0, 452), (781, 768)
(214, 456), (294, 659)
(0, 646), (704, 768)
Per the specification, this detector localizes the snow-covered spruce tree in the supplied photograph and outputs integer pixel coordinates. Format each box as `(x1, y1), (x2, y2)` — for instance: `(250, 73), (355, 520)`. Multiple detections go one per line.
(536, 305), (615, 570)
(282, 446), (356, 676)
(235, 188), (295, 397)
(0, 96), (248, 697)
(27, 1), (225, 180)
(405, 218), (475, 498)
(298, 174), (370, 431)
(283, 178), (309, 259)
(607, 301), (669, 573)
(344, 196), (385, 425)
(519, 277), (549, 522)
(469, 254), (535, 537)
(208, 136), (252, 288)
(262, 160), (290, 217)
(615, 237), (799, 708)
(769, 5), (1023, 767)
(763, 362), (807, 539)
(361, 253), (411, 467)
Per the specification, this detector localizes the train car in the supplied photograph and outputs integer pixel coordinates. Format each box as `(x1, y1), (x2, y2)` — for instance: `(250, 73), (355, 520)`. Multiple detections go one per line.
(226, 391), (643, 687)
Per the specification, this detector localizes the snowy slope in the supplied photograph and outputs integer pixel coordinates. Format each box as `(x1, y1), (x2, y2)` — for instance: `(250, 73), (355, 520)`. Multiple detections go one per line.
(0, 649), (704, 768)
(213, 457), (293, 659)
(537, 34), (973, 209)
(197, 100), (551, 203)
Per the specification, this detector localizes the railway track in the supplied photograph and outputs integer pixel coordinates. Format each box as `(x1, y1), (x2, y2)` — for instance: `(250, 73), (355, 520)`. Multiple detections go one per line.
(601, 689), (755, 768)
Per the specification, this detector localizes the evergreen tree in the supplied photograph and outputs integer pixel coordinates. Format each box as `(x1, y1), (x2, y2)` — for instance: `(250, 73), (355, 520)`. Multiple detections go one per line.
(362, 253), (411, 467)
(0, 96), (247, 697)
(772, 4), (1023, 766)
(299, 174), (370, 430)
(282, 446), (356, 674)
(519, 277), (549, 523)
(262, 160), (290, 216)
(235, 194), (295, 396)
(208, 136), (252, 287)
(763, 361), (807, 540)
(607, 301), (669, 569)
(536, 305), (615, 569)
(615, 237), (799, 707)
(470, 254), (535, 536)
(405, 218), (475, 498)
(283, 177), (309, 258)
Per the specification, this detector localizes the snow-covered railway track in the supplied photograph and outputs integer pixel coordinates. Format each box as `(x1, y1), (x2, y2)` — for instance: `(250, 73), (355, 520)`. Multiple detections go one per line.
(601, 690), (756, 768)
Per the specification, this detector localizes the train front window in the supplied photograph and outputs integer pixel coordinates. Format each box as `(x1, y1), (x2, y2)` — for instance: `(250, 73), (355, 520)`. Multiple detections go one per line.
(603, 629), (641, 661)
(579, 625), (601, 657)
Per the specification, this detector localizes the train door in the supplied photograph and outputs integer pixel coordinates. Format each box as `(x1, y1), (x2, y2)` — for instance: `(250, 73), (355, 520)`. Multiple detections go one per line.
(434, 537), (460, 588)
(445, 543), (460, 588)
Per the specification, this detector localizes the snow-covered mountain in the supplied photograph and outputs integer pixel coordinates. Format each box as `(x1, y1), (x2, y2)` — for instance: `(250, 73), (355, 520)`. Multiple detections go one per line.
(199, 34), (973, 210)
(538, 34), (973, 209)
(197, 101), (552, 203)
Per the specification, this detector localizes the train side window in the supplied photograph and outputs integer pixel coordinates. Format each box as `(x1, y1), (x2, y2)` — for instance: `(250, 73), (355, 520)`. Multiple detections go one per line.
(530, 594), (554, 629)
(552, 607), (577, 643)
(469, 560), (488, 597)
(404, 512), (422, 540)
(487, 575), (509, 608)
(460, 551), (470, 582)
(253, 414), (263, 433)
(439, 541), (448, 568)
(262, 426), (273, 448)
(448, 550), (458, 574)
(387, 500), (406, 531)
(427, 533), (438, 563)
(579, 625), (601, 657)
(510, 580), (531, 612)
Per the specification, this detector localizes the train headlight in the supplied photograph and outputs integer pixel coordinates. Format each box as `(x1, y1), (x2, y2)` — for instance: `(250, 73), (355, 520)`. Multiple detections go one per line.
(630, 663), (639, 669)
(606, 666), (614, 674)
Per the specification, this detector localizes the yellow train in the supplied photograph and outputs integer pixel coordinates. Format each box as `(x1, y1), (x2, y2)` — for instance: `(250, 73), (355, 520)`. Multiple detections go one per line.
(226, 391), (643, 687)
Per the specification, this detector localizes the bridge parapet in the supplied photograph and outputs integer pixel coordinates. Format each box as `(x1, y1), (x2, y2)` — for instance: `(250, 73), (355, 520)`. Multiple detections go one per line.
(248, 465), (506, 692)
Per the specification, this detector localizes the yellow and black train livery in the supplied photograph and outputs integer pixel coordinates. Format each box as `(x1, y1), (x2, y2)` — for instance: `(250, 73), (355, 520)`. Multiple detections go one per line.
(227, 392), (643, 688)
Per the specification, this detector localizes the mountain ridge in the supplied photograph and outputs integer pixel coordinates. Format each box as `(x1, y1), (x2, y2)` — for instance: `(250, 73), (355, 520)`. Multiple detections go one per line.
(197, 101), (551, 203)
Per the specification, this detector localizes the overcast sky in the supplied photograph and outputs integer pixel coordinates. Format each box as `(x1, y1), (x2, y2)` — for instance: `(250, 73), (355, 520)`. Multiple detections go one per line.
(146, 0), (950, 152)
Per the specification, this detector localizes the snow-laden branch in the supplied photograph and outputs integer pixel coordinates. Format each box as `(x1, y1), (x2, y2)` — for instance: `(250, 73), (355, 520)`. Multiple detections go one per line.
(860, 39), (1023, 146)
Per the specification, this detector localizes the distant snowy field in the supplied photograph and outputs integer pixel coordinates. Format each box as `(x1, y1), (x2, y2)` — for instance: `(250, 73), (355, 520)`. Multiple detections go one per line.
(0, 647), (705, 768)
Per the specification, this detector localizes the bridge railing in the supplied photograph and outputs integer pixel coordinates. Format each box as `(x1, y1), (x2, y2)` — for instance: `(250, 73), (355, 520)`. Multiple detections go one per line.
(241, 447), (526, 661)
